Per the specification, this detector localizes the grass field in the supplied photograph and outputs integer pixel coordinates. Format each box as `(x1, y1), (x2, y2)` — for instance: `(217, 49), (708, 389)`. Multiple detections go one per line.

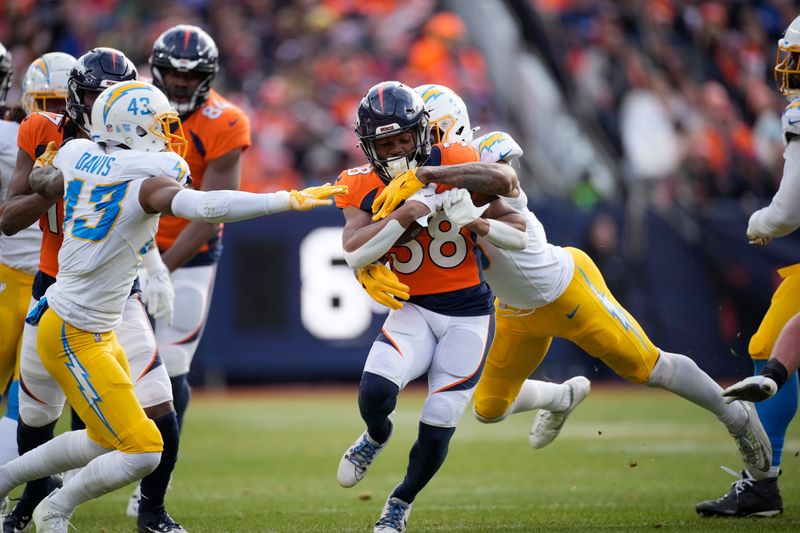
(44, 385), (800, 532)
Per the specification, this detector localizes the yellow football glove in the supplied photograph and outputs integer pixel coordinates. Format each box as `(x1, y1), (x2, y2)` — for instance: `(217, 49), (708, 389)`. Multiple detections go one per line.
(371, 169), (425, 221)
(357, 263), (410, 310)
(289, 183), (348, 211)
(33, 141), (58, 168)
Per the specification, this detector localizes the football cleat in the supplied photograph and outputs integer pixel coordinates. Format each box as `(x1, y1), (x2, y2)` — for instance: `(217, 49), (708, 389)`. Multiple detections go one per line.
(337, 420), (393, 488)
(127, 483), (141, 517)
(729, 401), (772, 480)
(696, 467), (783, 517)
(137, 507), (187, 533)
(31, 489), (72, 533)
(3, 474), (62, 533)
(374, 496), (412, 533)
(529, 376), (591, 449)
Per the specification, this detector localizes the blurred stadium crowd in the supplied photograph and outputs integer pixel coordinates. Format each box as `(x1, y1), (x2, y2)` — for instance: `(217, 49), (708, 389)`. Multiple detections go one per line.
(0, 0), (795, 210)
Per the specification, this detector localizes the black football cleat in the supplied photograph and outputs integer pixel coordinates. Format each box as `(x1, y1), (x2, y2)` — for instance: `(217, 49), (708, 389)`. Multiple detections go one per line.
(3, 474), (62, 533)
(137, 507), (187, 533)
(696, 468), (783, 517)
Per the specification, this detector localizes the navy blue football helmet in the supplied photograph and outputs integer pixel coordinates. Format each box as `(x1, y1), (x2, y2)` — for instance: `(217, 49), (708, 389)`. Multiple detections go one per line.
(66, 47), (138, 133)
(0, 42), (12, 108)
(355, 81), (431, 182)
(149, 24), (219, 116)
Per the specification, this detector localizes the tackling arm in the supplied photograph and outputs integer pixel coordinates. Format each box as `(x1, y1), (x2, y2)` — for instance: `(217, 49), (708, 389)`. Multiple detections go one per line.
(160, 148), (242, 271)
(417, 162), (520, 197)
(747, 140), (800, 242)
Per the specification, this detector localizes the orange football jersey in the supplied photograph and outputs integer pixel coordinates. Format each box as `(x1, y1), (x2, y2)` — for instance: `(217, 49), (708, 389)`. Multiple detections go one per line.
(156, 89), (251, 254)
(335, 142), (488, 299)
(17, 112), (67, 277)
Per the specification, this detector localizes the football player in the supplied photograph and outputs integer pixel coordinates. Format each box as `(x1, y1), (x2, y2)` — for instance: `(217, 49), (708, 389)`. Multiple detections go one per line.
(696, 14), (800, 518)
(0, 79), (343, 532)
(0, 48), (187, 533)
(145, 25), (250, 467)
(335, 81), (527, 533)
(0, 50), (75, 469)
(370, 84), (773, 501)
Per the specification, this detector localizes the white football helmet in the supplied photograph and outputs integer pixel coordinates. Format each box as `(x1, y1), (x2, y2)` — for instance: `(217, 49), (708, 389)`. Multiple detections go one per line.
(21, 52), (76, 115)
(415, 84), (472, 143)
(91, 80), (187, 156)
(776, 15), (800, 97)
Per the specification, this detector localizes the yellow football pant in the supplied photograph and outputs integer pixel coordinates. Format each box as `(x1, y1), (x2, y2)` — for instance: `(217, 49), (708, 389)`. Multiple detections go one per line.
(475, 248), (660, 420)
(37, 308), (162, 453)
(749, 263), (800, 360)
(0, 263), (33, 388)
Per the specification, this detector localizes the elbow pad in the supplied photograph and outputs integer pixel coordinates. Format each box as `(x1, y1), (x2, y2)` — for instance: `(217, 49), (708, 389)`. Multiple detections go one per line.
(485, 219), (527, 250)
(343, 219), (406, 268)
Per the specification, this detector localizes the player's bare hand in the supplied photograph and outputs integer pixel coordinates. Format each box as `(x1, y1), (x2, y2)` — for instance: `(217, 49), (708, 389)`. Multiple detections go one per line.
(289, 183), (348, 211)
(371, 169), (424, 221)
(747, 235), (772, 247)
(33, 141), (58, 168)
(357, 263), (409, 310)
(722, 375), (778, 403)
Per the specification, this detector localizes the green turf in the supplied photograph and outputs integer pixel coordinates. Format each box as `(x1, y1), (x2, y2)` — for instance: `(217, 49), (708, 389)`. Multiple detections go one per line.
(50, 386), (800, 532)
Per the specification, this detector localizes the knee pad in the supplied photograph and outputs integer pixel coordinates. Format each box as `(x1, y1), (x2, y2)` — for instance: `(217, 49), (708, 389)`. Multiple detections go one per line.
(19, 396), (63, 428)
(581, 326), (621, 358)
(473, 398), (511, 424)
(421, 393), (464, 428)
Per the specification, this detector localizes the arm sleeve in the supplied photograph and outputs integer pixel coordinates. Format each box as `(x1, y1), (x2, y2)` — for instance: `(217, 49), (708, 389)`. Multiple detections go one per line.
(343, 219), (406, 269)
(748, 140), (800, 238)
(170, 188), (291, 223)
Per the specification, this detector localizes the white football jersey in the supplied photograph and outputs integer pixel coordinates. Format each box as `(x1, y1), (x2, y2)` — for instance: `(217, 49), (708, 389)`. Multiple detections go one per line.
(782, 99), (800, 146)
(471, 131), (574, 309)
(46, 139), (190, 332)
(0, 119), (41, 275)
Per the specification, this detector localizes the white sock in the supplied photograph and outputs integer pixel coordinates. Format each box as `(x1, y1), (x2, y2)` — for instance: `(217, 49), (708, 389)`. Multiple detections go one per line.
(0, 417), (18, 466)
(509, 380), (570, 415)
(646, 350), (746, 432)
(52, 451), (161, 513)
(0, 430), (109, 498)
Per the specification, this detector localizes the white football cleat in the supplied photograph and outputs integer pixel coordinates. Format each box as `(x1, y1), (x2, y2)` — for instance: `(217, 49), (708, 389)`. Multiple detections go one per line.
(127, 483), (141, 517)
(729, 401), (772, 480)
(529, 376), (590, 449)
(374, 496), (412, 533)
(337, 420), (393, 488)
(32, 489), (72, 533)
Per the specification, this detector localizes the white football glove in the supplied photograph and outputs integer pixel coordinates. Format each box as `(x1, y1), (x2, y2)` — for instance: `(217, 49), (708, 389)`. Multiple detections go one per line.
(472, 131), (524, 163)
(722, 375), (778, 403)
(443, 188), (489, 227)
(139, 247), (175, 323)
(406, 184), (443, 227)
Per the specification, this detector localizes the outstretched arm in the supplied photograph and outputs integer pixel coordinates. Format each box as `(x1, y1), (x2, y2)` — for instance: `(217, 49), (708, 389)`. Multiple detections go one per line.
(140, 175), (345, 220)
(747, 140), (800, 243)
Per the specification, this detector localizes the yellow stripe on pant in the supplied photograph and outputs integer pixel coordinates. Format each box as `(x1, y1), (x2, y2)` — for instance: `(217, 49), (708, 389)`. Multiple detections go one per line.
(0, 263), (33, 388)
(36, 307), (162, 453)
(475, 247), (660, 420)
(749, 263), (800, 360)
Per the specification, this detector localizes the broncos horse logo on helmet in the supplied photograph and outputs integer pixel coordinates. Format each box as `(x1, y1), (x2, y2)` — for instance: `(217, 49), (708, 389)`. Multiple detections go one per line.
(66, 47), (138, 134)
(149, 24), (219, 117)
(355, 81), (431, 183)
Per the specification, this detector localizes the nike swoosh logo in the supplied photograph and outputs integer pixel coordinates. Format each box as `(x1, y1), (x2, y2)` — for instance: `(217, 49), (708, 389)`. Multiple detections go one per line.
(566, 304), (580, 319)
(228, 119), (239, 126)
(498, 150), (511, 161)
(789, 118), (800, 125)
